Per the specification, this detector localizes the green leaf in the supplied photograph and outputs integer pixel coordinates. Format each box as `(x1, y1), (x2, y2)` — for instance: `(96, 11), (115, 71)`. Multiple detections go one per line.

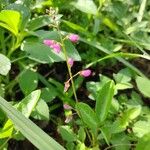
(71, 0), (98, 15)
(18, 69), (38, 95)
(64, 40), (81, 61)
(41, 87), (57, 103)
(0, 10), (20, 35)
(111, 106), (141, 133)
(22, 41), (64, 63)
(6, 4), (31, 30)
(111, 133), (130, 150)
(17, 90), (41, 118)
(115, 83), (133, 90)
(27, 15), (51, 31)
(0, 54), (11, 76)
(76, 102), (99, 130)
(63, 20), (91, 36)
(0, 119), (13, 139)
(78, 127), (86, 142)
(0, 96), (65, 150)
(113, 68), (132, 83)
(59, 125), (76, 142)
(22, 40), (81, 63)
(80, 38), (145, 77)
(136, 76), (150, 97)
(136, 133), (150, 150)
(95, 80), (115, 123)
(133, 120), (150, 138)
(36, 30), (61, 41)
(31, 99), (49, 121)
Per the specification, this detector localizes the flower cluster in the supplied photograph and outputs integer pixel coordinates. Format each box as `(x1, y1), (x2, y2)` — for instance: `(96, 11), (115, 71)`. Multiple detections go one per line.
(43, 34), (91, 93)
(43, 39), (61, 53)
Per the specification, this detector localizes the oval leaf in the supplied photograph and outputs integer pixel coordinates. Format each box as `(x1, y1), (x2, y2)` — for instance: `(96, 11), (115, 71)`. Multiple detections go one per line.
(136, 76), (150, 97)
(0, 10), (20, 35)
(71, 0), (97, 15)
(18, 69), (38, 95)
(95, 80), (115, 123)
(76, 102), (99, 130)
(0, 54), (11, 76)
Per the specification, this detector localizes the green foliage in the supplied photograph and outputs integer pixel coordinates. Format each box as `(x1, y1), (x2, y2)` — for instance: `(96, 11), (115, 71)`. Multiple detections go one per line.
(31, 99), (49, 121)
(136, 76), (150, 97)
(0, 54), (11, 76)
(71, 0), (98, 15)
(76, 102), (99, 131)
(18, 69), (38, 95)
(136, 133), (150, 150)
(59, 125), (77, 142)
(0, 0), (150, 149)
(0, 96), (65, 150)
(0, 10), (20, 35)
(95, 80), (115, 123)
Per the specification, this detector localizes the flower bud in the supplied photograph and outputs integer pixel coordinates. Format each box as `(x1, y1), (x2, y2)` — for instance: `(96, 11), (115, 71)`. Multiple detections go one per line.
(68, 34), (79, 43)
(50, 43), (61, 53)
(80, 69), (91, 77)
(64, 81), (70, 92)
(63, 104), (72, 110)
(43, 39), (54, 46)
(68, 58), (74, 67)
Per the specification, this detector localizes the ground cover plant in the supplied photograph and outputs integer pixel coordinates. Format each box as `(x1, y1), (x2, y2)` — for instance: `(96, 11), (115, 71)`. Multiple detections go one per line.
(0, 0), (150, 149)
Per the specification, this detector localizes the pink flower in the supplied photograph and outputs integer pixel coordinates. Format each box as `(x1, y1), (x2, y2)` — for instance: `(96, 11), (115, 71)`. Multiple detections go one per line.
(50, 43), (61, 53)
(43, 39), (61, 53)
(43, 39), (54, 46)
(68, 58), (74, 67)
(63, 104), (72, 110)
(80, 69), (91, 77)
(68, 34), (79, 43)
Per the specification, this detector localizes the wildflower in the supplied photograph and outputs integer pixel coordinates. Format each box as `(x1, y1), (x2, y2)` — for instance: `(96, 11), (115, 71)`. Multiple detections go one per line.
(68, 58), (74, 67)
(80, 69), (91, 77)
(63, 104), (72, 110)
(43, 39), (61, 53)
(65, 115), (73, 123)
(43, 39), (54, 46)
(64, 81), (70, 92)
(68, 34), (79, 43)
(50, 43), (61, 53)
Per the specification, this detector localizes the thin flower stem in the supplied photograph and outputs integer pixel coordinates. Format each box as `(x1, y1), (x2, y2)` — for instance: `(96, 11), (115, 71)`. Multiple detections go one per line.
(0, 137), (11, 149)
(66, 72), (80, 83)
(104, 143), (136, 150)
(57, 25), (78, 102)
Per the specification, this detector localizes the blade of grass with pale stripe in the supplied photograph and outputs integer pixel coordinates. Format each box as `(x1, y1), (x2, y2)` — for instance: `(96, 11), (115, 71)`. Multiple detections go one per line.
(0, 96), (65, 150)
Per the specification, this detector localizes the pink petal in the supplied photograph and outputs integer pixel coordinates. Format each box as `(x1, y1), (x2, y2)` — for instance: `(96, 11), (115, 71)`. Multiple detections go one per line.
(50, 43), (61, 53)
(68, 58), (74, 67)
(63, 104), (72, 110)
(80, 69), (92, 77)
(68, 34), (79, 43)
(43, 39), (54, 46)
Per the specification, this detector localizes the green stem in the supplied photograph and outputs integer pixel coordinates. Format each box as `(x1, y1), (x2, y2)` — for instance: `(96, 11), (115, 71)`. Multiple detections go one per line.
(11, 55), (27, 63)
(0, 29), (6, 54)
(85, 52), (149, 68)
(7, 34), (21, 58)
(104, 143), (136, 150)
(57, 26), (78, 102)
(0, 137), (11, 149)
